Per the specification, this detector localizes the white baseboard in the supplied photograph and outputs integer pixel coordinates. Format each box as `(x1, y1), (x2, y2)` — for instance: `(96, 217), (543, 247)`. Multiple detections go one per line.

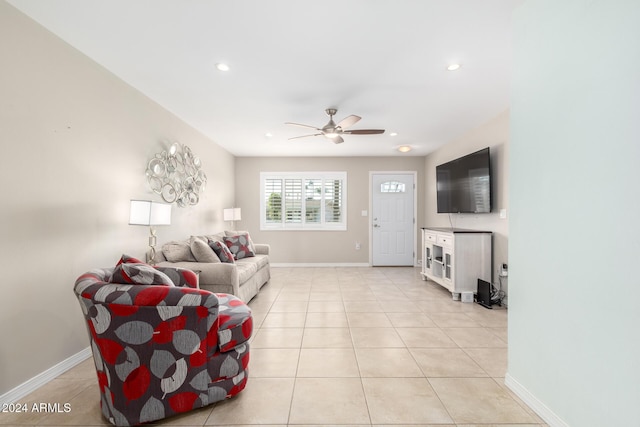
(271, 262), (371, 268)
(505, 372), (569, 427)
(0, 347), (92, 406)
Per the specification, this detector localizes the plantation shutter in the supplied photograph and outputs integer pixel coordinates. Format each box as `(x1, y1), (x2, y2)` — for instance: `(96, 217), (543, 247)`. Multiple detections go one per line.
(305, 179), (322, 223)
(324, 179), (343, 223)
(284, 178), (302, 223)
(260, 172), (346, 230)
(264, 178), (282, 223)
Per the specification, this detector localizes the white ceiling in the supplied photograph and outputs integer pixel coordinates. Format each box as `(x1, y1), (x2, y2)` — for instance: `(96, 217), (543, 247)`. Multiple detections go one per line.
(9, 0), (522, 157)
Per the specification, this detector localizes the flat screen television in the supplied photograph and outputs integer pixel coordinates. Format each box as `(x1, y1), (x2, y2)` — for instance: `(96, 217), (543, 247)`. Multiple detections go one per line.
(436, 147), (492, 213)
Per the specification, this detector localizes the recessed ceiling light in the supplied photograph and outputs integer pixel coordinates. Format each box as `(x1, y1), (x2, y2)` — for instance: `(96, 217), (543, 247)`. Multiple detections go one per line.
(447, 63), (461, 71)
(265, 132), (273, 138)
(215, 63), (230, 71)
(398, 145), (412, 153)
(390, 132), (398, 137)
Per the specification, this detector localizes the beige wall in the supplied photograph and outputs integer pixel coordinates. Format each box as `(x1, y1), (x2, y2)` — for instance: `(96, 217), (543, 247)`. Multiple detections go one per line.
(235, 157), (425, 264)
(0, 3), (235, 395)
(423, 110), (509, 299)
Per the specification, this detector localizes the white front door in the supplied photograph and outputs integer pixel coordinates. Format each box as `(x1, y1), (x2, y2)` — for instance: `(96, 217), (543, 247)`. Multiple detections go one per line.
(371, 173), (415, 266)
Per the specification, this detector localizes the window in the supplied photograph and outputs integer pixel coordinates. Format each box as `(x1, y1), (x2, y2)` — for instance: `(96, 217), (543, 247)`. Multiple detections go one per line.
(261, 172), (347, 230)
(380, 181), (406, 193)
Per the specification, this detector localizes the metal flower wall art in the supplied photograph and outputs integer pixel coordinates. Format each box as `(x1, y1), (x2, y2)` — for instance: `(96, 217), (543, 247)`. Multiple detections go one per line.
(146, 142), (207, 207)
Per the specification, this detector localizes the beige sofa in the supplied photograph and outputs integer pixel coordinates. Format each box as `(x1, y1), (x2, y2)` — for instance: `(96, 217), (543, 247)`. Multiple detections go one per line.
(153, 231), (270, 302)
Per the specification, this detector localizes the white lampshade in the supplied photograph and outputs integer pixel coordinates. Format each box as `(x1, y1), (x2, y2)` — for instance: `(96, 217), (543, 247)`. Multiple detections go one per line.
(223, 207), (242, 221)
(129, 200), (172, 226)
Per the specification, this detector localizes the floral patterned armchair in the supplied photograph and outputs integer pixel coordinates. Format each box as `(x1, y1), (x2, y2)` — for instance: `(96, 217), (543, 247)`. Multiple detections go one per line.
(73, 255), (252, 426)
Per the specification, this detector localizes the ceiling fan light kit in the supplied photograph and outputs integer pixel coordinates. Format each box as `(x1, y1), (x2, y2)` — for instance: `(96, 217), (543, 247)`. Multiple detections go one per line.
(286, 108), (385, 144)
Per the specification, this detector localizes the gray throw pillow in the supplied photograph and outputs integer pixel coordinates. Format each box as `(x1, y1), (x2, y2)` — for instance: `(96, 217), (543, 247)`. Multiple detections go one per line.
(190, 236), (220, 263)
(162, 240), (196, 262)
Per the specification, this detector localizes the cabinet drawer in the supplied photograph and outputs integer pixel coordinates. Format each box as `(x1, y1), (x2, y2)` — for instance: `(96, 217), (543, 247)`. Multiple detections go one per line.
(437, 234), (453, 247)
(424, 232), (437, 243)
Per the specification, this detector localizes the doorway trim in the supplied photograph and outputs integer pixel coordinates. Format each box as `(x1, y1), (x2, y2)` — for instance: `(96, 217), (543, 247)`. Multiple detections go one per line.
(369, 171), (418, 267)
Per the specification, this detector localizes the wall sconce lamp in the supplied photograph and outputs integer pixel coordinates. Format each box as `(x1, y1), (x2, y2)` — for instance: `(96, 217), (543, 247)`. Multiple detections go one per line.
(223, 207), (242, 229)
(129, 200), (172, 264)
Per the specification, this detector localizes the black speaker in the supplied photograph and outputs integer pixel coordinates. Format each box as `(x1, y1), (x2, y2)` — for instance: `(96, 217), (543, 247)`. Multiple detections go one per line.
(477, 279), (493, 309)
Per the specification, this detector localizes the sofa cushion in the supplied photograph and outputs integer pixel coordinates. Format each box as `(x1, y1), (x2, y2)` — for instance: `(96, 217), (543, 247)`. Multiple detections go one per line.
(190, 236), (221, 263)
(111, 263), (175, 286)
(235, 261), (258, 284)
(209, 240), (235, 263)
(237, 254), (269, 271)
(162, 240), (196, 262)
(224, 233), (255, 260)
(153, 251), (167, 262)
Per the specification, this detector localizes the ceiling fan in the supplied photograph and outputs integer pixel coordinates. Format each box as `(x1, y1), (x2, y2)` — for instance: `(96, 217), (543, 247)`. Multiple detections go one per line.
(285, 108), (385, 144)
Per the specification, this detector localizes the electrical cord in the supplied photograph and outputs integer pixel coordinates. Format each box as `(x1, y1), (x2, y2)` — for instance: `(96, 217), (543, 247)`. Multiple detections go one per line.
(491, 271), (507, 307)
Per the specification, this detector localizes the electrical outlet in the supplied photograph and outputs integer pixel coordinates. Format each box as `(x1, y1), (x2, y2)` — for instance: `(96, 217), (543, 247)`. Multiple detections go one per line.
(500, 263), (508, 277)
(355, 242), (361, 250)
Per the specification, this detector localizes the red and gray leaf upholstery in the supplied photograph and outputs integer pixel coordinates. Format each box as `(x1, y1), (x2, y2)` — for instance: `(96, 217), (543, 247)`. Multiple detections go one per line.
(74, 263), (252, 426)
(223, 233), (256, 260)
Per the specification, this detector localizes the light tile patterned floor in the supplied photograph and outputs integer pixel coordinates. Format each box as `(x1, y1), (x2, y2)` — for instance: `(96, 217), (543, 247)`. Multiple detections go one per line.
(0, 267), (547, 426)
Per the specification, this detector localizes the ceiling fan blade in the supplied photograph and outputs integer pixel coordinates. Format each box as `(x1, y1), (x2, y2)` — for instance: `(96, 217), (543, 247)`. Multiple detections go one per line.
(336, 115), (361, 129)
(343, 129), (386, 135)
(331, 135), (344, 144)
(288, 133), (323, 140)
(285, 122), (321, 131)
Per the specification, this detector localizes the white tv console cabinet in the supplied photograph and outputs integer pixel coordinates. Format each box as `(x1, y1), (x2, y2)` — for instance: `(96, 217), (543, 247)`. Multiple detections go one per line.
(420, 227), (492, 299)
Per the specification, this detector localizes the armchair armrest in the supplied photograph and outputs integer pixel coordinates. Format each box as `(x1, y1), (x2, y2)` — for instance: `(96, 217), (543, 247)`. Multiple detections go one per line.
(254, 243), (270, 255)
(155, 266), (198, 288)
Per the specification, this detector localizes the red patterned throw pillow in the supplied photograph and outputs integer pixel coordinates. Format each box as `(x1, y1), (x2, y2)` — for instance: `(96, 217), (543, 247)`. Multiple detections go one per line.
(209, 240), (235, 263)
(116, 254), (145, 265)
(113, 255), (175, 286)
(112, 263), (175, 286)
(224, 233), (256, 260)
